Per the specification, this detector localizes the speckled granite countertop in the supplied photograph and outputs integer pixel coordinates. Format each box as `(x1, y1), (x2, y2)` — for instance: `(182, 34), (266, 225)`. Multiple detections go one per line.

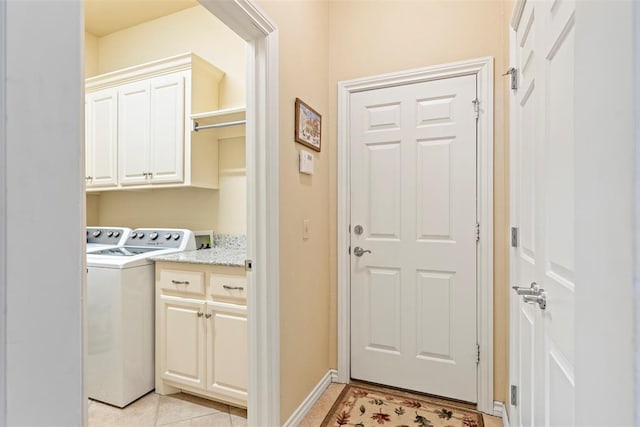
(151, 233), (246, 267)
(152, 247), (246, 267)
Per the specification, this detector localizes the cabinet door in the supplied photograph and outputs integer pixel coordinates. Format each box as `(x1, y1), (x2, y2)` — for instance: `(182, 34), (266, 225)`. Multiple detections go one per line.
(206, 302), (248, 403)
(149, 74), (185, 184)
(86, 89), (118, 188)
(118, 82), (150, 186)
(158, 296), (206, 389)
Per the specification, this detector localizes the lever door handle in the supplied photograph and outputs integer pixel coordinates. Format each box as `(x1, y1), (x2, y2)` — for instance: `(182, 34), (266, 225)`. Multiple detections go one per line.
(523, 291), (547, 310)
(512, 282), (540, 296)
(353, 246), (372, 257)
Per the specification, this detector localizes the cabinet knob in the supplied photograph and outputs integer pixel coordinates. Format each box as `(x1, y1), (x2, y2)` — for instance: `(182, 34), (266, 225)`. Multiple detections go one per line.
(205, 313), (211, 319)
(197, 312), (203, 317)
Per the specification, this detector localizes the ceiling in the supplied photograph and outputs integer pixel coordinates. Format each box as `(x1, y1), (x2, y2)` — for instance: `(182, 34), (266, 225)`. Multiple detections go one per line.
(85, 0), (199, 37)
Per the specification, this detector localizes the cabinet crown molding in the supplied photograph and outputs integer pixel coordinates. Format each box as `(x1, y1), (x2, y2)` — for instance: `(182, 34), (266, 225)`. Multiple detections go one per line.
(86, 52), (225, 93)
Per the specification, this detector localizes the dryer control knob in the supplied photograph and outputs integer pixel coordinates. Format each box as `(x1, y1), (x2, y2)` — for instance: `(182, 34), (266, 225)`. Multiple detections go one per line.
(149, 232), (158, 240)
(172, 233), (180, 240)
(138, 233), (145, 239)
(92, 230), (101, 237)
(113, 231), (120, 238)
(131, 232), (137, 238)
(164, 233), (171, 240)
(107, 231), (114, 237)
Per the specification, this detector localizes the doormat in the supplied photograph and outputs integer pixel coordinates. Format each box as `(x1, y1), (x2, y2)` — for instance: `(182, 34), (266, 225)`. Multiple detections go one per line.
(320, 383), (483, 427)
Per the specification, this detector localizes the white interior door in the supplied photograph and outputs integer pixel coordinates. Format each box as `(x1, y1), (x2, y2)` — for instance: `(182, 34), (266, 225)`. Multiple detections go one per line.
(510, 1), (575, 425)
(350, 74), (478, 402)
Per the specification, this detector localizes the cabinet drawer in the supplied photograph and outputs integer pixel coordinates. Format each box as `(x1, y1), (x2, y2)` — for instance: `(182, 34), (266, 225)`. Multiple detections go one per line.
(159, 269), (205, 296)
(209, 273), (247, 302)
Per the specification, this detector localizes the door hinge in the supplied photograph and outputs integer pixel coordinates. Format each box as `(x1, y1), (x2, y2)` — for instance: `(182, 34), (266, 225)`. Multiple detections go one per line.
(511, 384), (518, 406)
(476, 343), (480, 364)
(472, 98), (480, 119)
(475, 222), (480, 242)
(244, 259), (253, 271)
(511, 227), (519, 248)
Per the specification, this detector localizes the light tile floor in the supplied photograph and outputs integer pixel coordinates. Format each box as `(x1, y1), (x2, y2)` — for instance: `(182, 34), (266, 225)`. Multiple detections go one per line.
(88, 392), (247, 427)
(89, 386), (502, 427)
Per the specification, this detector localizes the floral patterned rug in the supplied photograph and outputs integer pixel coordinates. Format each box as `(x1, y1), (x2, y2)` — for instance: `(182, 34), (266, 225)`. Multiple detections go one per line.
(320, 384), (483, 427)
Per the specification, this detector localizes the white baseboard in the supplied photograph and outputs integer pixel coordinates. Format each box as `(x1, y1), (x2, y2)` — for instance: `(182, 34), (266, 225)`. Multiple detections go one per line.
(283, 369), (337, 427)
(493, 401), (510, 427)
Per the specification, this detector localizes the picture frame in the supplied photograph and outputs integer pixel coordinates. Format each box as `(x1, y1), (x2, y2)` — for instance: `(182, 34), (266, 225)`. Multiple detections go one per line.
(294, 98), (322, 152)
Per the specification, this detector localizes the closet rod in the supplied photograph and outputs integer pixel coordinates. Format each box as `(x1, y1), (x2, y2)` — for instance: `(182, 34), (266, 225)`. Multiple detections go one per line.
(192, 119), (246, 132)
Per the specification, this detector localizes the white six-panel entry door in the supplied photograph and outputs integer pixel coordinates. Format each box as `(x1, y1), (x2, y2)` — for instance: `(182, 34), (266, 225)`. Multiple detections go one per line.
(349, 74), (479, 403)
(510, 0), (576, 426)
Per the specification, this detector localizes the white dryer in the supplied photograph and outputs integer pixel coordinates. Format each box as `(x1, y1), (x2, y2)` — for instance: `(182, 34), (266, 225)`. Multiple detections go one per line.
(86, 228), (195, 407)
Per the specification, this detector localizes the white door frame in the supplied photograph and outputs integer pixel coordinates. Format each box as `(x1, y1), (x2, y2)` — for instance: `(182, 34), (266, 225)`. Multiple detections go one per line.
(337, 57), (495, 414)
(197, 1), (280, 425)
(0, 0), (6, 422)
(507, 3), (521, 424)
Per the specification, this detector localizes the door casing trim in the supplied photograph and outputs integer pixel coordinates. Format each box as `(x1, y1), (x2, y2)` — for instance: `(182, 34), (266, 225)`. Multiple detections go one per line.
(191, 1), (280, 425)
(336, 57), (494, 414)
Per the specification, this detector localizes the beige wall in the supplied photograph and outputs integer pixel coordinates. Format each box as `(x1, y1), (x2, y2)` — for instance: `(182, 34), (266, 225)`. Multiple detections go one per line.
(327, 0), (511, 404)
(84, 5), (247, 236)
(96, 5), (245, 108)
(86, 193), (100, 225)
(255, 0), (332, 422)
(94, 187), (219, 231)
(84, 31), (98, 78)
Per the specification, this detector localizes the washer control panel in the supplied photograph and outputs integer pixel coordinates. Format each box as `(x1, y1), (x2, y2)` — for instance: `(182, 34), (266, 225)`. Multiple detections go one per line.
(125, 229), (196, 250)
(86, 227), (131, 246)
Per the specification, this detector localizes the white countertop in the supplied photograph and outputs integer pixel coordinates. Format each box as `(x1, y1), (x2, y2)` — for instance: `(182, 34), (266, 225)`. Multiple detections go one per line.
(151, 247), (246, 267)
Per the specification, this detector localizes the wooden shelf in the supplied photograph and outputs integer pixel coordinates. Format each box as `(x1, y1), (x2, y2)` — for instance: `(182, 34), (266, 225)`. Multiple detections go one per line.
(191, 106), (245, 123)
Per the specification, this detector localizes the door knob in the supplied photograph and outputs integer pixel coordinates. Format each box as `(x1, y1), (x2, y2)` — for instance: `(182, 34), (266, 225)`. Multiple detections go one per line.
(523, 291), (547, 310)
(353, 246), (371, 257)
(512, 282), (540, 296)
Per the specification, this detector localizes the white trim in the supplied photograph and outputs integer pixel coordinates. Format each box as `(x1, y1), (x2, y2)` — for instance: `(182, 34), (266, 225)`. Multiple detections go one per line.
(493, 401), (510, 427)
(635, 2), (640, 424)
(337, 57), (494, 413)
(507, 20), (520, 427)
(0, 0), (6, 423)
(85, 53), (223, 92)
(282, 369), (337, 427)
(195, 1), (280, 425)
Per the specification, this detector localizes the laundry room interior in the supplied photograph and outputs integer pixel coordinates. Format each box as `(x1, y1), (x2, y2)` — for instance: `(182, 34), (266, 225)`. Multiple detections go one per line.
(84, 1), (248, 237)
(83, 1), (253, 422)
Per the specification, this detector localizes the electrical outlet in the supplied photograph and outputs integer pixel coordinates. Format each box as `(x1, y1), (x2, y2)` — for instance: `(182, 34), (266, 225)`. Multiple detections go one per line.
(303, 219), (310, 240)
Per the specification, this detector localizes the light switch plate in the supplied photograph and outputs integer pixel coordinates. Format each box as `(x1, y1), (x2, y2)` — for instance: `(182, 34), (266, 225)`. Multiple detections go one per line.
(299, 150), (314, 175)
(303, 219), (310, 240)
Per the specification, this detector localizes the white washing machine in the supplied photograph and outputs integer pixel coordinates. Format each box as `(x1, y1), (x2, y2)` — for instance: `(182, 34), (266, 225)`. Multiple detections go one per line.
(86, 226), (131, 253)
(87, 228), (195, 407)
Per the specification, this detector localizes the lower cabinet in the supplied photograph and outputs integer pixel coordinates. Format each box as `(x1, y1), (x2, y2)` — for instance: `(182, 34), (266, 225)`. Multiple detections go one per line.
(156, 263), (247, 407)
(206, 303), (248, 401)
(158, 296), (206, 390)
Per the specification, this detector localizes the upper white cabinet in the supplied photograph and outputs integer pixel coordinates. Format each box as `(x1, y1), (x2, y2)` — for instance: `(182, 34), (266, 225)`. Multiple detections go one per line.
(85, 90), (118, 188)
(85, 53), (224, 192)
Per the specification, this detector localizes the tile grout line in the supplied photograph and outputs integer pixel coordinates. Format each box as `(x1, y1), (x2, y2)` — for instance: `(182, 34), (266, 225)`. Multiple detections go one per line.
(153, 394), (162, 426)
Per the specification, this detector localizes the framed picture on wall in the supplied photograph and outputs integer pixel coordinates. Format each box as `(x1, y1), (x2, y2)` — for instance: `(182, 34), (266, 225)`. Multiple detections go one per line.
(294, 98), (322, 152)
